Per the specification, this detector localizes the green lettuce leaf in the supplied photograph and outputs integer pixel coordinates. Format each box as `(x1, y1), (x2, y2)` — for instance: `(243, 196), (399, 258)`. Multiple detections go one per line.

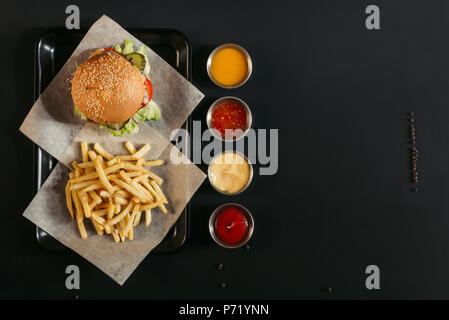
(135, 100), (161, 122)
(122, 40), (134, 55)
(74, 105), (88, 121)
(114, 45), (122, 53)
(100, 119), (138, 137)
(137, 45), (147, 54)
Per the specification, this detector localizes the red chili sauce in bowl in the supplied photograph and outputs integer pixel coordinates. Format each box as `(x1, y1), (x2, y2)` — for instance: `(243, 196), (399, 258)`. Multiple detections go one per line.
(214, 206), (249, 245)
(210, 100), (248, 138)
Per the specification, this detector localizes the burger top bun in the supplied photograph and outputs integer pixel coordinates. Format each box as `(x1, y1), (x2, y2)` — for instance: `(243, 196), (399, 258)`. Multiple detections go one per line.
(71, 50), (145, 124)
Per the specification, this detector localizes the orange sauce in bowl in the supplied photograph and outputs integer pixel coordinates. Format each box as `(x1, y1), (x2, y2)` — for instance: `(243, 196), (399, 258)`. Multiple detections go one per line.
(210, 48), (248, 86)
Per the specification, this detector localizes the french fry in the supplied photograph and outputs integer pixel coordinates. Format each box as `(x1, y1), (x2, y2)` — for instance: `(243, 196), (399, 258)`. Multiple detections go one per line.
(107, 199), (115, 220)
(147, 171), (164, 185)
(111, 177), (150, 203)
(65, 180), (74, 220)
(88, 190), (102, 205)
(143, 160), (165, 167)
(107, 172), (141, 180)
(72, 161), (83, 173)
(145, 210), (152, 227)
(133, 210), (142, 227)
(132, 173), (150, 183)
(114, 196), (129, 205)
(92, 221), (104, 236)
(148, 181), (167, 214)
(109, 201), (133, 226)
(141, 180), (160, 203)
(66, 141), (169, 242)
(140, 200), (164, 211)
(91, 208), (108, 216)
(94, 143), (114, 160)
(151, 180), (168, 204)
(88, 150), (98, 162)
(78, 161), (95, 168)
(128, 225), (134, 240)
(117, 221), (126, 242)
(99, 190), (112, 198)
(159, 204), (168, 214)
(111, 227), (120, 243)
(123, 171), (142, 178)
(73, 191), (88, 239)
(81, 183), (104, 192)
(131, 197), (140, 204)
(70, 179), (101, 191)
(119, 170), (132, 183)
(91, 212), (106, 225)
(125, 141), (136, 154)
(81, 141), (88, 163)
(124, 203), (140, 235)
(77, 218), (88, 239)
(116, 155), (137, 161)
(133, 181), (154, 202)
(113, 190), (130, 197)
(106, 158), (117, 166)
(72, 189), (83, 218)
(96, 201), (109, 209)
(94, 157), (115, 194)
(78, 191), (91, 218)
(104, 222), (112, 235)
(133, 144), (151, 159)
(122, 162), (163, 185)
(89, 200), (98, 211)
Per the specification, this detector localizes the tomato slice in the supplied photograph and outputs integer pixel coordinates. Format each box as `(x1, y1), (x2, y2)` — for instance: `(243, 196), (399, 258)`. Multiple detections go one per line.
(144, 77), (153, 102)
(140, 78), (153, 109)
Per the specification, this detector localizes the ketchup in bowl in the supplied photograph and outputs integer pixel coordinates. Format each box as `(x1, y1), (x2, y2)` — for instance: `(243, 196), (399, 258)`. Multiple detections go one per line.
(211, 204), (253, 247)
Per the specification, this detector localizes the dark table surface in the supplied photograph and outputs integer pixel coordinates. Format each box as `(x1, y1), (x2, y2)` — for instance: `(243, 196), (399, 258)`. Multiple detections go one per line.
(3, 0), (449, 299)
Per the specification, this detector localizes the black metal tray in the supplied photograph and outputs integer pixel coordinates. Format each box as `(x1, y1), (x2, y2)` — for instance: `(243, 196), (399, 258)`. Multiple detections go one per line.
(34, 28), (191, 253)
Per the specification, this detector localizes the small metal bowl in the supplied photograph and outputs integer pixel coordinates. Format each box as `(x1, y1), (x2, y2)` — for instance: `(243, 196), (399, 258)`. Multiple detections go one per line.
(206, 43), (253, 89)
(209, 203), (254, 249)
(208, 151), (253, 196)
(206, 96), (252, 142)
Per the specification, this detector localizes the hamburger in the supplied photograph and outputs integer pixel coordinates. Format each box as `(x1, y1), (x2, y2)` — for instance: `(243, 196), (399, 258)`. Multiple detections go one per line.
(70, 40), (160, 136)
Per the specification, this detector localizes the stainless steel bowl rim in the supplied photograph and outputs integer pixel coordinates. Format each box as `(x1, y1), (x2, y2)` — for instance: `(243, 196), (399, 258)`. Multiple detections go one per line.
(206, 96), (253, 142)
(206, 43), (253, 89)
(208, 203), (255, 249)
(207, 150), (254, 196)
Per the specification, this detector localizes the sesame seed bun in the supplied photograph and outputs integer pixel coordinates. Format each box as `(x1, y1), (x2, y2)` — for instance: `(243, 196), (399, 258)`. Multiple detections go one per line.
(71, 51), (145, 124)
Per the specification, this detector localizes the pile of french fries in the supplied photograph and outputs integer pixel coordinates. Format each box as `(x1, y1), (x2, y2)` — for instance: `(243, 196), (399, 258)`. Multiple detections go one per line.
(65, 141), (168, 243)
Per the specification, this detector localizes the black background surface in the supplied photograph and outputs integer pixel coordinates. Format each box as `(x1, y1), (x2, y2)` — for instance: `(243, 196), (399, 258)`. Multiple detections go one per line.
(3, 0), (449, 299)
